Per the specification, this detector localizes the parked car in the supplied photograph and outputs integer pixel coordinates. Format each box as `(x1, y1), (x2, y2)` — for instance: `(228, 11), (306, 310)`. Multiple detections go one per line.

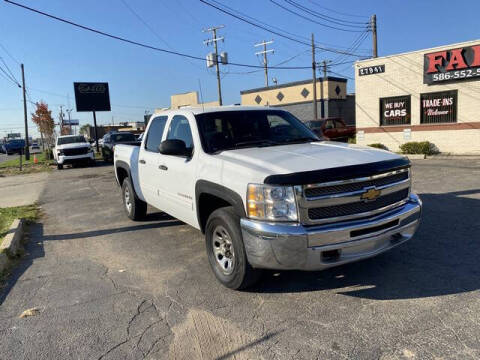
(101, 132), (140, 163)
(54, 135), (95, 170)
(114, 107), (422, 290)
(2, 139), (25, 155)
(305, 118), (356, 142)
(31, 142), (40, 152)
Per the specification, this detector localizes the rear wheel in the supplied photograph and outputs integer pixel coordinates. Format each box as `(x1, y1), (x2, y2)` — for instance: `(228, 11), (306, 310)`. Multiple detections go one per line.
(122, 177), (147, 220)
(206, 207), (261, 290)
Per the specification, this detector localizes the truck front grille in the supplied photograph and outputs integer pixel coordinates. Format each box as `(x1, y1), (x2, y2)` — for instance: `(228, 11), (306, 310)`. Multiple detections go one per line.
(63, 147), (89, 156)
(297, 167), (410, 225)
(304, 171), (408, 198)
(307, 188), (409, 221)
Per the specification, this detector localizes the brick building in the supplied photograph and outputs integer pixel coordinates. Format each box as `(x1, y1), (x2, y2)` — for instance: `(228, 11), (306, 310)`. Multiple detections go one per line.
(355, 39), (480, 154)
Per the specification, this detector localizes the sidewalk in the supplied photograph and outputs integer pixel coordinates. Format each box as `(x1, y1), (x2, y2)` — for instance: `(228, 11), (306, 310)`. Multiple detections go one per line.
(0, 172), (49, 207)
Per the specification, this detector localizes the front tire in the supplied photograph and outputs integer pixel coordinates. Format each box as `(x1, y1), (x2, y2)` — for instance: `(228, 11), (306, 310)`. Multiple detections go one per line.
(122, 177), (147, 220)
(57, 164), (63, 170)
(205, 207), (261, 290)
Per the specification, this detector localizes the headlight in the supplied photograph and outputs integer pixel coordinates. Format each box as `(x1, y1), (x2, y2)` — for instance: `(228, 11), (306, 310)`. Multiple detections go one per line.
(247, 184), (298, 221)
(58, 150), (64, 156)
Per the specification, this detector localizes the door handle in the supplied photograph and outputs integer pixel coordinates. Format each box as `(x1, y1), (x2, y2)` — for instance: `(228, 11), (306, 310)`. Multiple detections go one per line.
(159, 165), (168, 171)
(139, 159), (146, 164)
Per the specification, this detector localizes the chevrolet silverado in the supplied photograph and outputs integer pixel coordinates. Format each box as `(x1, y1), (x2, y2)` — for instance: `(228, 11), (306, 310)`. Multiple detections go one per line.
(114, 107), (422, 289)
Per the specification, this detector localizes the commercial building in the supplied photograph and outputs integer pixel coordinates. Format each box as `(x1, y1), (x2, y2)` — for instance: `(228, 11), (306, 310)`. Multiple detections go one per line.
(168, 91), (219, 110)
(355, 39), (480, 154)
(240, 77), (355, 126)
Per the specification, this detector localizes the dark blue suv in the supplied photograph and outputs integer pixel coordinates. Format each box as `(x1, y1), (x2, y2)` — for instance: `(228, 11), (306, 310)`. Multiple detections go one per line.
(2, 139), (26, 155)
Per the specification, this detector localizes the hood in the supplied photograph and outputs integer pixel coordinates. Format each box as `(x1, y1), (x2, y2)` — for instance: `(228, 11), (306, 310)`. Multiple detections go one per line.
(56, 143), (90, 150)
(216, 141), (404, 182)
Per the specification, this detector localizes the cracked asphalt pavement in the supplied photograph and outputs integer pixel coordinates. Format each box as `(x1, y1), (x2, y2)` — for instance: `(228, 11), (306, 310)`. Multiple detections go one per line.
(1, 159), (480, 359)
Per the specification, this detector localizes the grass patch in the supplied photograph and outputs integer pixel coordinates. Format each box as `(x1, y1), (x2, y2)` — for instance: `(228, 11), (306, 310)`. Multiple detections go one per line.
(0, 152), (54, 176)
(0, 152), (50, 168)
(0, 204), (39, 245)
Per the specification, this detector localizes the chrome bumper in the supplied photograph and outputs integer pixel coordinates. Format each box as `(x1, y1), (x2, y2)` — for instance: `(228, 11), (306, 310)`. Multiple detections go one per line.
(241, 193), (422, 271)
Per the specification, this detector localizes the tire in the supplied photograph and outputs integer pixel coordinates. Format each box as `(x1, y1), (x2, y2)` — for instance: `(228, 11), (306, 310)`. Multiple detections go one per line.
(205, 207), (261, 290)
(57, 164), (63, 170)
(121, 177), (147, 220)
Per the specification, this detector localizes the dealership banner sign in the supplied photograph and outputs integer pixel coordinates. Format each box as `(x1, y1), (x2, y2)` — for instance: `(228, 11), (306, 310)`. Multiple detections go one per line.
(380, 95), (411, 126)
(421, 90), (457, 124)
(74, 82), (111, 112)
(424, 44), (480, 84)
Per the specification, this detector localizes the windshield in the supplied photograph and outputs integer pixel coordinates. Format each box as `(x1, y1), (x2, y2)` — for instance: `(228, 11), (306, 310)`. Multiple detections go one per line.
(112, 133), (136, 142)
(57, 136), (87, 145)
(195, 110), (319, 154)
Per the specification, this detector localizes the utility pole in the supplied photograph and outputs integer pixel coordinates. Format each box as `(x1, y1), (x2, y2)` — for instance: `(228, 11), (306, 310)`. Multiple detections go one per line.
(203, 25), (224, 106)
(254, 40), (274, 87)
(59, 105), (64, 135)
(320, 60), (331, 119)
(371, 14), (378, 58)
(66, 108), (73, 135)
(311, 34), (318, 121)
(21, 64), (30, 160)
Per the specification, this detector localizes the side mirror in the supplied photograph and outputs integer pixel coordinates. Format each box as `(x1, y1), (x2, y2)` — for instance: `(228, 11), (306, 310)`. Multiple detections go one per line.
(158, 139), (191, 157)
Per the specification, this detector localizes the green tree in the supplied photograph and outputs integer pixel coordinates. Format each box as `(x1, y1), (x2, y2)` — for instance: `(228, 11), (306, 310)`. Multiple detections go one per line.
(79, 124), (91, 137)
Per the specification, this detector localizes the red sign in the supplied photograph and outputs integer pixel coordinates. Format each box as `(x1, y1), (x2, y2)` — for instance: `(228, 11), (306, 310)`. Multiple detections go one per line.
(424, 45), (480, 84)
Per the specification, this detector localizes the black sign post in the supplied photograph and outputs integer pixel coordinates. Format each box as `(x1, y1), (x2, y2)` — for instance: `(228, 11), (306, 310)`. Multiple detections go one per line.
(73, 82), (111, 153)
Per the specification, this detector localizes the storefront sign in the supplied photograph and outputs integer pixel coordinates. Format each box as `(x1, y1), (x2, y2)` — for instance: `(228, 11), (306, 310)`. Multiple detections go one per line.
(420, 90), (457, 123)
(380, 95), (411, 126)
(74, 82), (111, 112)
(424, 45), (480, 84)
(359, 64), (385, 76)
(63, 119), (79, 126)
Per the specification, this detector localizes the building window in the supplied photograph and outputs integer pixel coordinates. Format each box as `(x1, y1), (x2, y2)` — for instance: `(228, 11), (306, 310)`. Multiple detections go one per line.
(380, 95), (411, 126)
(420, 90), (457, 124)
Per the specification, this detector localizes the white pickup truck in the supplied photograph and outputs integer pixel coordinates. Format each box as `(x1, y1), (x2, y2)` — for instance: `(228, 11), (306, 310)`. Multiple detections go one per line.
(114, 107), (422, 289)
(54, 135), (95, 170)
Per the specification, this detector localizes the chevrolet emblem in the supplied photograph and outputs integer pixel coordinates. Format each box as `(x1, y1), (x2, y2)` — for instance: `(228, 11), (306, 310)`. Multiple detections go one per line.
(361, 188), (381, 202)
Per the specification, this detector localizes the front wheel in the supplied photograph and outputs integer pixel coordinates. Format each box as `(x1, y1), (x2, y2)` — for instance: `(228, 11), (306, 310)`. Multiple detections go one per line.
(206, 207), (261, 290)
(122, 177), (147, 220)
(57, 164), (63, 170)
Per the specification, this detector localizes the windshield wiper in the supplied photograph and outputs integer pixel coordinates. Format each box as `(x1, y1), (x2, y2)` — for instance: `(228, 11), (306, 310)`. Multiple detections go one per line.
(282, 137), (319, 144)
(232, 139), (280, 148)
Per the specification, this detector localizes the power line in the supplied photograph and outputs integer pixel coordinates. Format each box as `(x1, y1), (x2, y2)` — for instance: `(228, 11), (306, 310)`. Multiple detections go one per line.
(0, 41), (20, 64)
(284, 0), (369, 26)
(0, 63), (21, 87)
(199, 0), (366, 57)
(270, 0), (367, 32)
(4, 0), (312, 70)
(0, 56), (20, 84)
(306, 0), (369, 19)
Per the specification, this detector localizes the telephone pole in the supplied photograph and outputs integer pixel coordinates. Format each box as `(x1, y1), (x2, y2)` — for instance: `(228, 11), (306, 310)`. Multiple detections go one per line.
(254, 40), (274, 87)
(21, 64), (30, 160)
(203, 25), (225, 106)
(311, 34), (318, 121)
(320, 60), (331, 119)
(371, 14), (378, 58)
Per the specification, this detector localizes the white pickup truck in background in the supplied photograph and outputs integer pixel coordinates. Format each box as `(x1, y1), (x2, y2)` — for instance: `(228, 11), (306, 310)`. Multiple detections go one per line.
(54, 135), (95, 170)
(114, 107), (422, 289)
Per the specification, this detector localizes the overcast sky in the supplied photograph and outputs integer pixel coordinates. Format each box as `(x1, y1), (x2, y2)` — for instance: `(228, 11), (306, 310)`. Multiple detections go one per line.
(1, 0), (478, 138)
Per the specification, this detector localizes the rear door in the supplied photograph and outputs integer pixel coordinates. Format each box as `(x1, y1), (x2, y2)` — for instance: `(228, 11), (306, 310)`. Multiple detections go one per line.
(158, 114), (197, 226)
(138, 115), (168, 209)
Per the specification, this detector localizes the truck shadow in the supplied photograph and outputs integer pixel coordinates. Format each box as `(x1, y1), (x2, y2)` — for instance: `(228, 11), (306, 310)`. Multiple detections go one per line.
(251, 189), (480, 300)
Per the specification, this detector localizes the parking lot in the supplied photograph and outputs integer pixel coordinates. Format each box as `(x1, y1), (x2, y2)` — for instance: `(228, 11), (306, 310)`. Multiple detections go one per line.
(1, 159), (479, 359)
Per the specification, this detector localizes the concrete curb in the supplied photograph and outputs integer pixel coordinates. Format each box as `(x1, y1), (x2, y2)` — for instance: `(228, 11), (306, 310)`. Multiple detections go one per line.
(0, 219), (24, 273)
(405, 154), (426, 160)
